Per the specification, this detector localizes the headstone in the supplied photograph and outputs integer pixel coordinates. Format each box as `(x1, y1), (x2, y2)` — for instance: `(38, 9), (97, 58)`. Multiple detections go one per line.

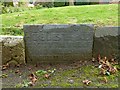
(93, 26), (120, 59)
(24, 24), (94, 63)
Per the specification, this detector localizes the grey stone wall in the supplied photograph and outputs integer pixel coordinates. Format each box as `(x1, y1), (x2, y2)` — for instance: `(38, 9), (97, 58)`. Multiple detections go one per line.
(0, 35), (25, 65)
(24, 24), (94, 63)
(93, 27), (120, 59)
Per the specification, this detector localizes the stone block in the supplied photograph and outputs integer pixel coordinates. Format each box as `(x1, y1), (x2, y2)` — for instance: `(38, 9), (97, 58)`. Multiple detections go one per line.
(24, 24), (94, 63)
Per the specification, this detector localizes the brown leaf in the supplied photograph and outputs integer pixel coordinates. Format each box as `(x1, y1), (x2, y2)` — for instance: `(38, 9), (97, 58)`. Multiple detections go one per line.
(100, 68), (106, 75)
(15, 70), (20, 74)
(2, 63), (9, 70)
(32, 77), (37, 84)
(105, 60), (111, 67)
(28, 73), (37, 84)
(109, 66), (117, 74)
(104, 57), (107, 62)
(44, 74), (50, 79)
(16, 64), (20, 67)
(103, 77), (108, 83)
(83, 80), (91, 85)
(111, 58), (115, 62)
(2, 66), (7, 70)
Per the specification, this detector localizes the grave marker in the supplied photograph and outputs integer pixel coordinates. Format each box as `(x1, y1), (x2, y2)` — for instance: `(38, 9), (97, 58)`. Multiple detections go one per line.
(24, 24), (94, 63)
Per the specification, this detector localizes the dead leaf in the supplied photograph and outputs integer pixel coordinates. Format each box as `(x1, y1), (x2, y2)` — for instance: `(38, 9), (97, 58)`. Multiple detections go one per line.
(28, 73), (37, 84)
(16, 64), (20, 67)
(105, 60), (111, 68)
(104, 57), (107, 62)
(15, 70), (20, 74)
(103, 77), (108, 83)
(83, 80), (91, 85)
(44, 74), (50, 79)
(109, 66), (117, 74)
(111, 58), (115, 62)
(2, 66), (7, 70)
(2, 63), (9, 70)
(100, 68), (106, 75)
(28, 81), (34, 86)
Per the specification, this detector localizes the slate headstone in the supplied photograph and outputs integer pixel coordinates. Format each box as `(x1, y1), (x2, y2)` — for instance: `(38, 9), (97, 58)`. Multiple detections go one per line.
(24, 24), (94, 63)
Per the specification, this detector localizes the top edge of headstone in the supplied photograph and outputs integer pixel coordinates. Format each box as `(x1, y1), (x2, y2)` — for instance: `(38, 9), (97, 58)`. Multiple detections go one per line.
(23, 24), (94, 27)
(23, 24), (94, 29)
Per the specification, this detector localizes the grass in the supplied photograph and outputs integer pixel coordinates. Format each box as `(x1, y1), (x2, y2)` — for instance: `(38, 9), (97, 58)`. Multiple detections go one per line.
(34, 65), (119, 88)
(2, 61), (119, 88)
(0, 4), (118, 35)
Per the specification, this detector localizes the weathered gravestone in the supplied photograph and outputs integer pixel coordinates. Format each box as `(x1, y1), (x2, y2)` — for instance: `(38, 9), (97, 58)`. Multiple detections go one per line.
(24, 24), (94, 63)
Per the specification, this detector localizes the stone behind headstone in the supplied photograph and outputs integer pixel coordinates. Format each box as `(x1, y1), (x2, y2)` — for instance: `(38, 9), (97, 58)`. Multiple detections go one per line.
(24, 24), (94, 63)
(0, 35), (25, 65)
(93, 26), (120, 59)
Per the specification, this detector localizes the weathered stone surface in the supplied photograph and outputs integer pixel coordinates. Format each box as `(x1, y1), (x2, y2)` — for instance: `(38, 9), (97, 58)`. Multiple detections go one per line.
(0, 35), (25, 65)
(24, 24), (94, 63)
(93, 27), (120, 59)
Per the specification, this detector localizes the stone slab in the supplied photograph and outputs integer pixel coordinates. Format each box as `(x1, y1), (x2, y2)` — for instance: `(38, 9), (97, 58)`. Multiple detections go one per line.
(24, 24), (94, 63)
(93, 26), (120, 59)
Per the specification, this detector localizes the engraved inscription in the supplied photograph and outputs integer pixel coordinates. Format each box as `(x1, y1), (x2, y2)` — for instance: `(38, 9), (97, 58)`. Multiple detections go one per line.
(24, 24), (94, 63)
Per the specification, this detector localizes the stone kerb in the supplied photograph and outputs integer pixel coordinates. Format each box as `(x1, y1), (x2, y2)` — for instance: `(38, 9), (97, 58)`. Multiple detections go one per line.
(93, 26), (120, 59)
(0, 35), (25, 65)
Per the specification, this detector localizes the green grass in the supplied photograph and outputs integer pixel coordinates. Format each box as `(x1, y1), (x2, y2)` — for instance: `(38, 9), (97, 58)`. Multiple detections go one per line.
(3, 63), (119, 88)
(0, 4), (118, 35)
(33, 65), (119, 88)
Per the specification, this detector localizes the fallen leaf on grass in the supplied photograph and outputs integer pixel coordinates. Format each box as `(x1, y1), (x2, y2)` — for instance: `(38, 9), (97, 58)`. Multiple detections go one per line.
(100, 68), (106, 75)
(2, 63), (9, 70)
(15, 70), (20, 74)
(2, 66), (7, 70)
(109, 66), (118, 74)
(44, 74), (50, 79)
(103, 77), (108, 83)
(16, 64), (20, 68)
(83, 80), (91, 85)
(98, 56), (118, 76)
(28, 73), (37, 86)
